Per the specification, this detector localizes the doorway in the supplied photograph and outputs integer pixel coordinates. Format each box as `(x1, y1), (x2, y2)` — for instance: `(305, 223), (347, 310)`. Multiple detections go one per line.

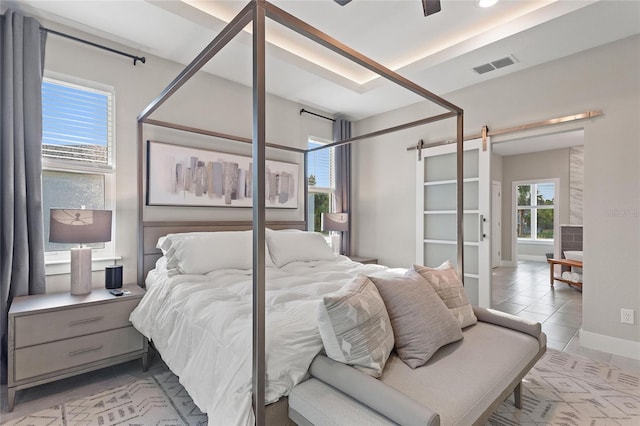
(492, 129), (584, 267)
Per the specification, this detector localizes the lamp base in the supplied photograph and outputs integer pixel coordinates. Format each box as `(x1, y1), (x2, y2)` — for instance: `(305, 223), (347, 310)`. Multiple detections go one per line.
(70, 247), (92, 295)
(331, 234), (341, 255)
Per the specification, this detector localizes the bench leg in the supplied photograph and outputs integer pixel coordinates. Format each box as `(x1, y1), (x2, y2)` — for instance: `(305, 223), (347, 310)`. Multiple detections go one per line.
(514, 381), (522, 409)
(549, 262), (555, 287)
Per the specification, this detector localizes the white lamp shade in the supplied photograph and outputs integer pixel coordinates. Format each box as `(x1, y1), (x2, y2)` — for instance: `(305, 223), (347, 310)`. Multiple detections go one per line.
(321, 212), (349, 232)
(49, 209), (112, 244)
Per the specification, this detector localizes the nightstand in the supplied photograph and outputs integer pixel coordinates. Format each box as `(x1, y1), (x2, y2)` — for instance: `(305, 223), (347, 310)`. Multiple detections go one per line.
(7, 284), (148, 412)
(350, 256), (378, 265)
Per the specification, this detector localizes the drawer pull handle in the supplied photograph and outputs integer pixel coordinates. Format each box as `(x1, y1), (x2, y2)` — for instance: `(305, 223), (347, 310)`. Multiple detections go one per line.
(68, 316), (104, 327)
(69, 345), (103, 357)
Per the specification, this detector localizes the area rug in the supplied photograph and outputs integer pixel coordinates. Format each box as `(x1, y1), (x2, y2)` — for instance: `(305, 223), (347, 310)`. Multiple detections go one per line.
(3, 350), (638, 426)
(489, 350), (639, 425)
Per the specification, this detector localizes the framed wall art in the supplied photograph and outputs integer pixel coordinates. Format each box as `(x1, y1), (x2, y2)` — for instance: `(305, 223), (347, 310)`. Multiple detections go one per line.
(146, 140), (299, 208)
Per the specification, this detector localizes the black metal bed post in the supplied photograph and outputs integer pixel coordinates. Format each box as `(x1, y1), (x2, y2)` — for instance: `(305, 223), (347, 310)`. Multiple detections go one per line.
(251, 1), (267, 425)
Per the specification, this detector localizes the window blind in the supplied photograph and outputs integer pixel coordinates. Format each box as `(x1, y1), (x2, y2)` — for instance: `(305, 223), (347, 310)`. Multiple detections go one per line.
(308, 140), (333, 189)
(42, 79), (113, 167)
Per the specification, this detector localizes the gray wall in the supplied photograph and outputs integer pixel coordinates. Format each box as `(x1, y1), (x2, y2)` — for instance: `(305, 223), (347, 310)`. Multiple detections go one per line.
(42, 22), (334, 293)
(354, 35), (640, 355)
(502, 148), (570, 262)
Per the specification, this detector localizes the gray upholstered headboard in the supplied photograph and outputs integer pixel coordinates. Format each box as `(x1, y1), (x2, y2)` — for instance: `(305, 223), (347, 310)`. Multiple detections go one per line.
(139, 220), (306, 285)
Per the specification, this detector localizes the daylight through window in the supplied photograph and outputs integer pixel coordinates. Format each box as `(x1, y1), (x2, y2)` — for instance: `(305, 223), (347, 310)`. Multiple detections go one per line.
(42, 77), (115, 258)
(307, 139), (334, 233)
(516, 182), (555, 240)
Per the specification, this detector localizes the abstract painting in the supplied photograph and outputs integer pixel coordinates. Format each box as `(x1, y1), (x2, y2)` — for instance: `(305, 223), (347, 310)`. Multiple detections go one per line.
(146, 140), (298, 208)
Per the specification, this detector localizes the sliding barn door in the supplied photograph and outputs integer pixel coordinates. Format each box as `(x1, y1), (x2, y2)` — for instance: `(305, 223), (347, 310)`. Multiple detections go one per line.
(416, 138), (491, 307)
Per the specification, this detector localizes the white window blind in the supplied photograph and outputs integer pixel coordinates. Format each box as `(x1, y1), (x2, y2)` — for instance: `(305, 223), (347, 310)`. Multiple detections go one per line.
(308, 140), (333, 190)
(42, 79), (113, 167)
(41, 76), (115, 265)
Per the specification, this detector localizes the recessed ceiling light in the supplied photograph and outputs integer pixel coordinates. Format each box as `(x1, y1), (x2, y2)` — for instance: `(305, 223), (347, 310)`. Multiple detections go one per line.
(477, 0), (499, 8)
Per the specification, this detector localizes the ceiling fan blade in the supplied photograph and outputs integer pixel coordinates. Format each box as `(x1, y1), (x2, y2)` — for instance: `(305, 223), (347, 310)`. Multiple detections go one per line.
(334, 0), (352, 5)
(422, 0), (442, 16)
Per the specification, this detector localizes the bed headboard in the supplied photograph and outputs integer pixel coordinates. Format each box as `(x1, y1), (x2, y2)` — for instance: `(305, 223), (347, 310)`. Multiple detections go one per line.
(139, 220), (306, 285)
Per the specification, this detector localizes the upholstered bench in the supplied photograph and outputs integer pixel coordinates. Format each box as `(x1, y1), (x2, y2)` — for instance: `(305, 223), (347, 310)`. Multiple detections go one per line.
(289, 307), (546, 426)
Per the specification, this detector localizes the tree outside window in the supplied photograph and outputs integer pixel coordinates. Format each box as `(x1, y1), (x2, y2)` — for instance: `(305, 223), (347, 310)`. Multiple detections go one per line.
(516, 182), (555, 240)
(307, 139), (334, 233)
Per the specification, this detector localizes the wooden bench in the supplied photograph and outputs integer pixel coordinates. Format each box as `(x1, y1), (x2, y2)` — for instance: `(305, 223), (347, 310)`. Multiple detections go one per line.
(547, 258), (583, 289)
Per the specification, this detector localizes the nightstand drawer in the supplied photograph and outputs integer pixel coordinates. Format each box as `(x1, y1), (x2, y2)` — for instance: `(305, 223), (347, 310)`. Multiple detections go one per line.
(14, 326), (144, 382)
(14, 298), (140, 348)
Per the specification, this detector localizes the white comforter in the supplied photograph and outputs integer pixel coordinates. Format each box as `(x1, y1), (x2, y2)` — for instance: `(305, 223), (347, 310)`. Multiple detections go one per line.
(130, 256), (401, 425)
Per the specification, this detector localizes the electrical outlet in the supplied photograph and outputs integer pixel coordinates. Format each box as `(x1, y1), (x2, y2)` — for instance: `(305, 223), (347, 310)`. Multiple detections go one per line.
(621, 308), (635, 325)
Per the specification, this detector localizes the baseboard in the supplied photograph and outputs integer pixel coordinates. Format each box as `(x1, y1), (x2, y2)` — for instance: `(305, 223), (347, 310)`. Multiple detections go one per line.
(580, 329), (640, 360)
(517, 255), (547, 262)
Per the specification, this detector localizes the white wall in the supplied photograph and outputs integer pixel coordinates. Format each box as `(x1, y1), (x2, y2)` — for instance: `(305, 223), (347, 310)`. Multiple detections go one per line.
(354, 35), (640, 357)
(42, 22), (334, 293)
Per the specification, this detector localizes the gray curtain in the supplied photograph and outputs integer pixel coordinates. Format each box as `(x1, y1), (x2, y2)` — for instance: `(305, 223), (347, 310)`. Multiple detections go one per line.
(1, 9), (47, 383)
(333, 119), (351, 256)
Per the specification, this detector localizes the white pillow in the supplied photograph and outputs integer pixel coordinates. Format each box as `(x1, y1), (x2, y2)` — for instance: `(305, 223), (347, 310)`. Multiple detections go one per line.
(317, 275), (394, 377)
(266, 230), (335, 267)
(564, 251), (583, 262)
(158, 231), (277, 272)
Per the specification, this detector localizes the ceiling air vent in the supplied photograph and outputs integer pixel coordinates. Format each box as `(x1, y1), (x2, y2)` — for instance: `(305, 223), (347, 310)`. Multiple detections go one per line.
(473, 63), (495, 74)
(491, 56), (515, 69)
(473, 55), (518, 75)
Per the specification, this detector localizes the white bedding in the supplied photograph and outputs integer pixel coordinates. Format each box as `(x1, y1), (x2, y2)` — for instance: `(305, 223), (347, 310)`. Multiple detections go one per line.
(130, 255), (402, 425)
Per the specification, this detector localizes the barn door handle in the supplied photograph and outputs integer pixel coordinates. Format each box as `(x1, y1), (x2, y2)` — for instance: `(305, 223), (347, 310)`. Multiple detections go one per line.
(479, 215), (487, 241)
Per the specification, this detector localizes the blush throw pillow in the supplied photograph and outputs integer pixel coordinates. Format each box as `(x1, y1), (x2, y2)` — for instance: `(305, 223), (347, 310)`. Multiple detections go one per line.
(369, 270), (463, 369)
(317, 275), (394, 377)
(413, 262), (478, 328)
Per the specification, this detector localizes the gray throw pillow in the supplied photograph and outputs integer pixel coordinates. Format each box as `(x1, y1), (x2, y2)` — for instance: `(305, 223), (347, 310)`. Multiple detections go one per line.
(317, 275), (394, 377)
(369, 270), (463, 369)
(413, 262), (478, 328)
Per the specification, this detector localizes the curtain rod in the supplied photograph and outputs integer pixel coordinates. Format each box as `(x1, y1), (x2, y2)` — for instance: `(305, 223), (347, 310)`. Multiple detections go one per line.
(41, 27), (146, 66)
(299, 108), (335, 122)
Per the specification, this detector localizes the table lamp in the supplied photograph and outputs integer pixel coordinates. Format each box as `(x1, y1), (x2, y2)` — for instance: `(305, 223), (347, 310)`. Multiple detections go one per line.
(321, 212), (349, 255)
(49, 208), (112, 295)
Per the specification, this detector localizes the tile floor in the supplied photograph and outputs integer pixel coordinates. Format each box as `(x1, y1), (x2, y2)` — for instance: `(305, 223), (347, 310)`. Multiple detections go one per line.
(492, 260), (640, 372)
(1, 260), (639, 423)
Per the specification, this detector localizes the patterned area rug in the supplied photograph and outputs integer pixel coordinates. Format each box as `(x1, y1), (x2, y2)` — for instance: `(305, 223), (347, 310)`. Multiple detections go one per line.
(2, 372), (207, 426)
(489, 350), (639, 425)
(3, 350), (638, 426)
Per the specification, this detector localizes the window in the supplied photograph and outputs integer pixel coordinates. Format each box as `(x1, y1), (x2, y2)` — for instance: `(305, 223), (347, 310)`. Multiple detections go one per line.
(307, 139), (334, 233)
(516, 182), (555, 240)
(42, 77), (115, 263)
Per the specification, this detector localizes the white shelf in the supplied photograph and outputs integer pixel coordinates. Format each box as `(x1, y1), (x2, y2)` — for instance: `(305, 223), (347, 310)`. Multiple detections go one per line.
(423, 210), (480, 215)
(423, 239), (479, 246)
(424, 177), (479, 186)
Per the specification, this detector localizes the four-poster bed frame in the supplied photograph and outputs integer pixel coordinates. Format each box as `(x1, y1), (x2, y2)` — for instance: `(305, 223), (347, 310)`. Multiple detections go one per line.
(136, 1), (464, 423)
